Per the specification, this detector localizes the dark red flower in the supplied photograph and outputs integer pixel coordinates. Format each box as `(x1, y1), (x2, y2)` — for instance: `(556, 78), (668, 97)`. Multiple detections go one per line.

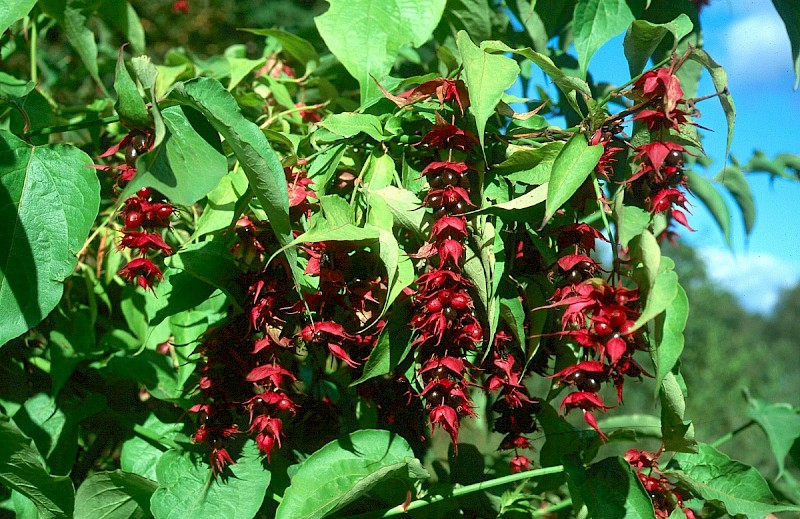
(172, 0), (190, 14)
(118, 258), (163, 292)
(510, 455), (531, 473)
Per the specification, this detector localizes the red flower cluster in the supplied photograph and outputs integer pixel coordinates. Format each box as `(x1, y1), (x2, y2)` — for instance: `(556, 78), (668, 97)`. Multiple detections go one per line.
(545, 235), (649, 439)
(626, 65), (695, 240)
(626, 449), (696, 518)
(94, 129), (176, 293)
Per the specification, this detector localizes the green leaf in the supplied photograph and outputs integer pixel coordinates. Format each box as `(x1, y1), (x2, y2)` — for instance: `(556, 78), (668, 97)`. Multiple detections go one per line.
(772, 0), (800, 90)
(498, 280), (526, 346)
(745, 398), (800, 479)
(130, 56), (166, 147)
(0, 130), (100, 347)
(114, 50), (151, 129)
(170, 78), (297, 278)
(127, 105), (228, 206)
(150, 441), (270, 519)
(315, 0), (446, 105)
(192, 169), (249, 239)
(368, 186), (429, 240)
(714, 166), (755, 236)
(74, 470), (156, 519)
(670, 443), (800, 518)
(686, 170), (731, 246)
(319, 113), (385, 141)
(0, 414), (74, 519)
(441, 0), (493, 43)
(352, 303), (413, 385)
(623, 14), (693, 76)
(276, 430), (429, 519)
(12, 392), (95, 476)
(565, 456), (656, 519)
(652, 284), (688, 394)
(39, 2), (105, 92)
(543, 133), (604, 225)
(494, 141), (564, 183)
(659, 370), (695, 453)
(475, 183), (547, 214)
(630, 258), (678, 332)
(121, 414), (186, 481)
(686, 49), (736, 157)
(240, 29), (319, 70)
(573, 0), (639, 78)
(146, 241), (242, 325)
(97, 1), (146, 54)
(457, 31), (520, 150)
(0, 0), (37, 35)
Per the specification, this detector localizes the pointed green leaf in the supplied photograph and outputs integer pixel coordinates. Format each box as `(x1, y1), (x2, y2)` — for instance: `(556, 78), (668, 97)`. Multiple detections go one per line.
(544, 133), (604, 224)
(114, 50), (151, 129)
(169, 78), (297, 277)
(714, 165), (755, 236)
(121, 414), (186, 481)
(276, 430), (428, 519)
(659, 370), (696, 453)
(670, 443), (800, 518)
(631, 257), (678, 332)
(150, 441), (270, 519)
(565, 456), (656, 519)
(687, 49), (736, 157)
(652, 284), (688, 393)
(315, 0), (446, 105)
(319, 113), (385, 141)
(772, 0), (800, 90)
(0, 414), (75, 519)
(623, 14), (693, 76)
(0, 131), (100, 347)
(352, 303), (413, 385)
(0, 0), (37, 35)
(127, 106), (228, 206)
(240, 29), (319, 69)
(74, 470), (156, 519)
(574, 0), (638, 78)
(745, 398), (800, 479)
(457, 31), (520, 150)
(686, 170), (731, 246)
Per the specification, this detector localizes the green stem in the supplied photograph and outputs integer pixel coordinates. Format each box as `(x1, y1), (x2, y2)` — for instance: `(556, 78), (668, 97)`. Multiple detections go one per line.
(30, 20), (38, 84)
(532, 498), (573, 517)
(710, 419), (756, 449)
(346, 465), (565, 519)
(24, 116), (120, 138)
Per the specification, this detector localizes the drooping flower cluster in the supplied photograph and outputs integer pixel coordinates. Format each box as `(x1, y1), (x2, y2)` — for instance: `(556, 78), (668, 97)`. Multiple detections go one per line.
(94, 129), (177, 293)
(626, 449), (696, 518)
(626, 65), (695, 241)
(545, 228), (650, 440)
(404, 85), (484, 451)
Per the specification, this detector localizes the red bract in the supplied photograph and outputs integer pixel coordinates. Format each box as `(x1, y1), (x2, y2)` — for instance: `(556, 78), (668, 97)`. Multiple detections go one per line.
(560, 391), (612, 440)
(379, 78), (470, 114)
(633, 67), (683, 115)
(246, 363), (296, 386)
(429, 404), (460, 447)
(510, 455), (531, 473)
(172, 0), (190, 14)
(118, 258), (163, 292)
(416, 114), (479, 151)
(119, 231), (173, 256)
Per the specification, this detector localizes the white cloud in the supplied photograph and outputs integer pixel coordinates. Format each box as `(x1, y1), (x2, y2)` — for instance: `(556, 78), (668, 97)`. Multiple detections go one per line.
(721, 11), (793, 85)
(696, 247), (799, 314)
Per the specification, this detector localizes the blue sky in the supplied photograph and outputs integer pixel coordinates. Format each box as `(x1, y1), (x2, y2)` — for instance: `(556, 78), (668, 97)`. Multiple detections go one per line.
(586, 0), (800, 313)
